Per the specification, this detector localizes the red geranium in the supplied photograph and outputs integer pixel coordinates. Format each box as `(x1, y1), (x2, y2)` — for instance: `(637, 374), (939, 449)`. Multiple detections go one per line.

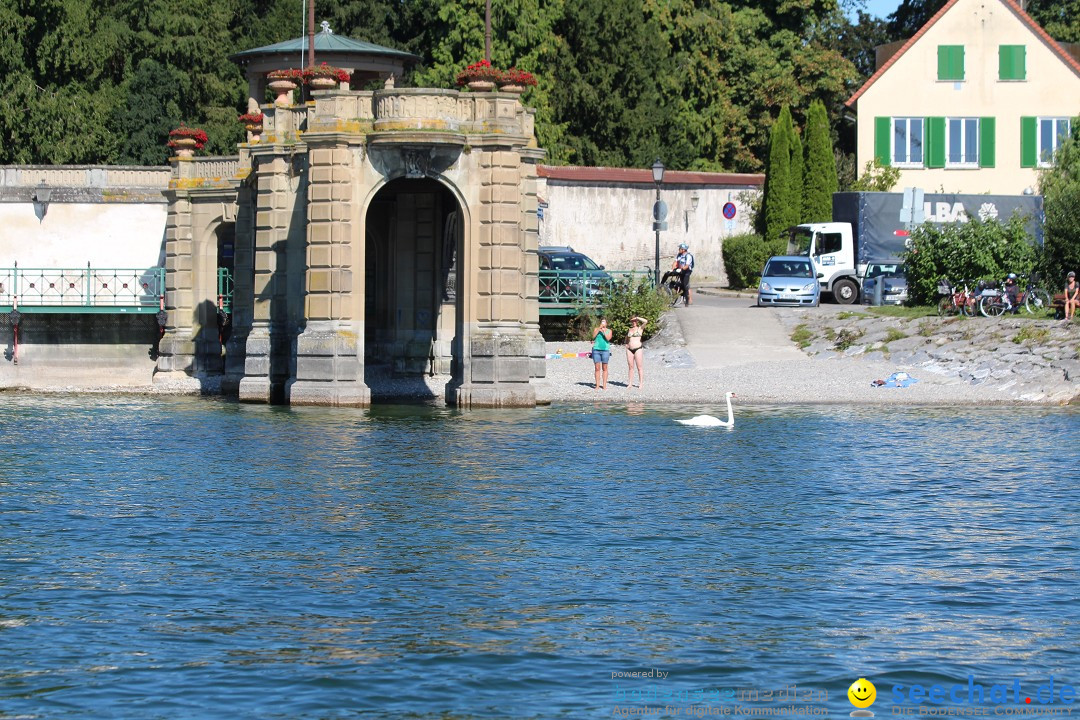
(167, 124), (208, 149)
(455, 58), (503, 86)
(501, 67), (537, 87)
(267, 68), (304, 81)
(303, 62), (351, 83)
(237, 112), (264, 124)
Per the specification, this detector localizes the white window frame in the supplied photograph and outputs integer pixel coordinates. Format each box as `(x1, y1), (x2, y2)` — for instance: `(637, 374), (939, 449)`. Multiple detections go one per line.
(945, 117), (979, 169)
(1038, 117), (1072, 168)
(892, 117), (924, 168)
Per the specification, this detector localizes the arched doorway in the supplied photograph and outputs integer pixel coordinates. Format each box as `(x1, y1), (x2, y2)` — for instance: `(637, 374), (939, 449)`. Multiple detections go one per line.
(364, 178), (463, 394)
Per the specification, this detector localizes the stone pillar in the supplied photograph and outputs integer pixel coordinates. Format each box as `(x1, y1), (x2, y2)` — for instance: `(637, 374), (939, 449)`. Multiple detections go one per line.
(288, 141), (371, 407)
(453, 148), (536, 408)
(154, 190), (200, 389)
(520, 148), (548, 390)
(238, 153), (294, 403)
(223, 183), (256, 394)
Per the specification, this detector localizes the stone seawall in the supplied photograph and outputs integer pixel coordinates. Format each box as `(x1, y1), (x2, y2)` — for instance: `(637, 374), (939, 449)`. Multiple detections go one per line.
(0, 314), (161, 390)
(775, 310), (1080, 404)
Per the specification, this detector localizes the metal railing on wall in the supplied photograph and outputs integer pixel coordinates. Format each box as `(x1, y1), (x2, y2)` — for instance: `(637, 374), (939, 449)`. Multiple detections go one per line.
(0, 266), (165, 313)
(538, 269), (653, 316)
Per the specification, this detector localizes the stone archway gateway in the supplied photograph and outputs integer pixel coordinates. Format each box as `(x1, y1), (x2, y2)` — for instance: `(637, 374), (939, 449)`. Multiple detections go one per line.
(157, 87), (547, 407)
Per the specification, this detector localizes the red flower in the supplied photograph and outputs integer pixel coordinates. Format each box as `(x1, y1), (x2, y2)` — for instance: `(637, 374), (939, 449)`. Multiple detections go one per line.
(267, 68), (304, 81)
(302, 62), (351, 84)
(501, 67), (537, 87)
(455, 58), (503, 85)
(237, 112), (264, 124)
(167, 124), (208, 149)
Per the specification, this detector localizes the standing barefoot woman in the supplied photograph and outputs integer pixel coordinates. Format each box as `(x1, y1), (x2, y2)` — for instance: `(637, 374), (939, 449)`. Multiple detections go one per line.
(626, 316), (647, 388)
(591, 318), (613, 389)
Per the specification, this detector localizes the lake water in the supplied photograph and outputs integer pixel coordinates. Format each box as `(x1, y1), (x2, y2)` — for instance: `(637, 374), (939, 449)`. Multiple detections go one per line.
(2, 396), (1079, 719)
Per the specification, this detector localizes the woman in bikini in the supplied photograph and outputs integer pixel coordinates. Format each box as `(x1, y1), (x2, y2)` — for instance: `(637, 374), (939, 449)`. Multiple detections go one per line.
(626, 316), (648, 388)
(1065, 271), (1078, 321)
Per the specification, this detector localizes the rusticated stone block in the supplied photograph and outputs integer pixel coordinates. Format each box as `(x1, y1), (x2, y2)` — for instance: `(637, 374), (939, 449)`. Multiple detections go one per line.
(497, 356), (530, 383)
(308, 245), (332, 268)
(470, 357), (496, 383)
(311, 148), (336, 166)
(307, 294), (332, 320)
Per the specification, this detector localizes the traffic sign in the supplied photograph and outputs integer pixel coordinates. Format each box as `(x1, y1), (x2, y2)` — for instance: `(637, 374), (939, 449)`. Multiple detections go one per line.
(722, 202), (737, 220)
(653, 200), (668, 222)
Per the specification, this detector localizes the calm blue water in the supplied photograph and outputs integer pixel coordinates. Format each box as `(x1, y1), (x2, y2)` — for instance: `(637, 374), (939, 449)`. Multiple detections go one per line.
(2, 396), (1079, 719)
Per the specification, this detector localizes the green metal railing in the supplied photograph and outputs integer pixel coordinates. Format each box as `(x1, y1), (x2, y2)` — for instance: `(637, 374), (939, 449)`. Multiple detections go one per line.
(217, 267), (233, 314)
(538, 269), (654, 316)
(0, 267), (165, 314)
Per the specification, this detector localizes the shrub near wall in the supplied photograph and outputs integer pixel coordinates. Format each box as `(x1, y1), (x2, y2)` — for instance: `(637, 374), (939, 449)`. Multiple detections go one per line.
(721, 233), (771, 289)
(903, 215), (1037, 305)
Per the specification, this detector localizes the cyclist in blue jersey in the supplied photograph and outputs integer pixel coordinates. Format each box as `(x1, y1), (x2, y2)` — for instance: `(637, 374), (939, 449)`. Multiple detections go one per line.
(671, 243), (694, 306)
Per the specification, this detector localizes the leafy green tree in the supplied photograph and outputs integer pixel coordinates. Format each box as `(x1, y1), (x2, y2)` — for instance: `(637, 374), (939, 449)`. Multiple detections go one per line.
(1038, 119), (1080, 285)
(849, 158), (900, 191)
(803, 99), (838, 222)
(903, 215), (1037, 304)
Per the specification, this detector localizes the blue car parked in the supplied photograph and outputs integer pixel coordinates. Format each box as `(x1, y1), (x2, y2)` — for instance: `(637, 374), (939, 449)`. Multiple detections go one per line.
(757, 256), (820, 307)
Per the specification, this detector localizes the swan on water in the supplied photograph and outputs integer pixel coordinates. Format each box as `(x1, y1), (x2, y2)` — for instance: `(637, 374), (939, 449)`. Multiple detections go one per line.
(676, 392), (736, 427)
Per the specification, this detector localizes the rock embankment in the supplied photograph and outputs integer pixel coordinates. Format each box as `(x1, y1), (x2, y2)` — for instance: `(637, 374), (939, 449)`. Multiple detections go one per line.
(774, 309), (1080, 404)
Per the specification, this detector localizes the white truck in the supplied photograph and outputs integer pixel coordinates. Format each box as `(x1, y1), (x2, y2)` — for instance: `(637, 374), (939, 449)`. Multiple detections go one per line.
(787, 191), (1044, 304)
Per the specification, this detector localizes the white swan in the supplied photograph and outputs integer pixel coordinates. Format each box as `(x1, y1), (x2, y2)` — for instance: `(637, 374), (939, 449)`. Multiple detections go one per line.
(676, 392), (736, 428)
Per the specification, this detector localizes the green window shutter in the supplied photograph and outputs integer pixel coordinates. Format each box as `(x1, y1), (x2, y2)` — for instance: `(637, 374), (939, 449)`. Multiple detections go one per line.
(874, 117), (891, 165)
(1020, 116), (1037, 167)
(926, 117), (946, 168)
(938, 45), (964, 80)
(999, 45), (1026, 80)
(979, 117), (996, 167)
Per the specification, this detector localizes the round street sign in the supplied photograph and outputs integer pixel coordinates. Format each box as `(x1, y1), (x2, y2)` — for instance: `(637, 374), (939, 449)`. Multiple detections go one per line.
(653, 200), (669, 222)
(722, 202), (737, 220)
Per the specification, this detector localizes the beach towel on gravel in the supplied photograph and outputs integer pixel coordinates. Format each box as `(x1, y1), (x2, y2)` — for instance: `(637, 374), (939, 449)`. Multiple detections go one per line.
(871, 371), (917, 388)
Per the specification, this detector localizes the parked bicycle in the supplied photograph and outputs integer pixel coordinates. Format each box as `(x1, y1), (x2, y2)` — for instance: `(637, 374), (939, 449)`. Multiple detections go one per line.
(976, 279), (1009, 318)
(937, 278), (977, 317)
(1019, 273), (1052, 315)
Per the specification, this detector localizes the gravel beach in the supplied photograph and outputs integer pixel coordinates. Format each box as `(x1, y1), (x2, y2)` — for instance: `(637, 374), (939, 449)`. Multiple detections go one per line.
(539, 294), (1080, 407)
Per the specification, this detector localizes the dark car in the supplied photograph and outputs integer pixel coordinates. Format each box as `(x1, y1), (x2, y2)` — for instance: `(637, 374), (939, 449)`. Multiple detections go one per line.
(861, 262), (908, 305)
(538, 247), (612, 302)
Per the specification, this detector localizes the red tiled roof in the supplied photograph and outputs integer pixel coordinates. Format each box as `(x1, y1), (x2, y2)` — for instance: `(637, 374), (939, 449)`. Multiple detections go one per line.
(845, 0), (1080, 109)
(537, 165), (764, 186)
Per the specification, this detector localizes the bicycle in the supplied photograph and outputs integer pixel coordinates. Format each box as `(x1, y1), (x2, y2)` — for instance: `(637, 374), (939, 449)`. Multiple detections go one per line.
(660, 269), (685, 307)
(1019, 273), (1052, 315)
(937, 279), (977, 317)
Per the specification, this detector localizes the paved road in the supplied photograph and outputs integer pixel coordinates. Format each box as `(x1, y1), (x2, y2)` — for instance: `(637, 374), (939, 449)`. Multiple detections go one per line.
(671, 293), (805, 369)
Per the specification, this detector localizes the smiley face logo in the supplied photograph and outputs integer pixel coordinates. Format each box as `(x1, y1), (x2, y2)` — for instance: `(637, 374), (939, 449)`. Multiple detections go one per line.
(848, 678), (877, 709)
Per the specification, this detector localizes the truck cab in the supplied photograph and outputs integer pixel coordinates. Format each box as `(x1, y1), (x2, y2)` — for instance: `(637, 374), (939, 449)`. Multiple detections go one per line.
(787, 222), (861, 304)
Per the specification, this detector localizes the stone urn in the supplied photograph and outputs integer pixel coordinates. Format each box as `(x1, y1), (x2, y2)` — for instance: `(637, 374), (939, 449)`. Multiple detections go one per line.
(308, 76), (337, 90)
(467, 80), (496, 91)
(268, 78), (297, 106)
(497, 84), (525, 94)
(245, 124), (263, 143)
(171, 137), (197, 158)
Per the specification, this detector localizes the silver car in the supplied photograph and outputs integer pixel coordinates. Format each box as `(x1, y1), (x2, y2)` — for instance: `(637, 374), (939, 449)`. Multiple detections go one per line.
(757, 256), (820, 307)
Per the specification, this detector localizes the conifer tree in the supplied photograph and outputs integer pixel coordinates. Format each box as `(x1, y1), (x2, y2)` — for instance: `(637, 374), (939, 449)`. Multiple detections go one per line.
(789, 115), (805, 233)
(762, 106), (793, 247)
(802, 99), (838, 223)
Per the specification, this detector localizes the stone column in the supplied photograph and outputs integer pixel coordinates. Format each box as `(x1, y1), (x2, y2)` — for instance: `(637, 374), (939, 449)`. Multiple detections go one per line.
(154, 189), (200, 390)
(288, 141), (371, 407)
(238, 153), (294, 403)
(223, 183), (256, 394)
(520, 147), (548, 391)
(453, 148), (536, 408)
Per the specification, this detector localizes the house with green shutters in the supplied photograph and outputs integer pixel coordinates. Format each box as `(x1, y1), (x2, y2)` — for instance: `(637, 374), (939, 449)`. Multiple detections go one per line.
(845, 0), (1080, 195)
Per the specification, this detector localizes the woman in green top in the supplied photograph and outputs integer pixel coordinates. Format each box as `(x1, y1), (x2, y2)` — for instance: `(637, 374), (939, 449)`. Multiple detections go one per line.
(591, 318), (613, 390)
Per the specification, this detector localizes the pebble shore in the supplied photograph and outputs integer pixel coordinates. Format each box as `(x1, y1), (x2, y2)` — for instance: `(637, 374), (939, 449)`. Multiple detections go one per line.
(539, 307), (1080, 407)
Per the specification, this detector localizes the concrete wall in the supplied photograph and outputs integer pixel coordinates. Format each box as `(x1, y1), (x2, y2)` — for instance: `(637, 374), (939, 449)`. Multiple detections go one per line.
(854, 0), (1080, 194)
(0, 314), (159, 389)
(0, 165), (170, 269)
(537, 167), (762, 284)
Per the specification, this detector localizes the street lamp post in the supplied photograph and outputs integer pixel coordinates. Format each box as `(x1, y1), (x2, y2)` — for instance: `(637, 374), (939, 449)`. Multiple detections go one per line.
(652, 159), (665, 286)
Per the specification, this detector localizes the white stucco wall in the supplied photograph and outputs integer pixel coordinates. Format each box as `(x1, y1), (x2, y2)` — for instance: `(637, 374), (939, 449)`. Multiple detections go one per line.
(0, 203), (166, 269)
(538, 181), (759, 283)
(854, 0), (1080, 194)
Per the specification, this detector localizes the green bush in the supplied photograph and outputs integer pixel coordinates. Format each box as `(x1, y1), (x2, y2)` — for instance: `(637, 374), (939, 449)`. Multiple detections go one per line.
(571, 275), (667, 343)
(722, 233), (772, 288)
(902, 214), (1037, 305)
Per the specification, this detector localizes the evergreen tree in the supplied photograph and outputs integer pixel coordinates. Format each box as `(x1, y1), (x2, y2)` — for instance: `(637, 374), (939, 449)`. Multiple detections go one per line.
(802, 99), (838, 223)
(762, 106), (794, 246)
(789, 116), (804, 229)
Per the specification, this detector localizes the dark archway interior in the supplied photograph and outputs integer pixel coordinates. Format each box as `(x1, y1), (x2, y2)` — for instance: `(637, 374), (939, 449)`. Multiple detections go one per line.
(364, 178), (461, 382)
